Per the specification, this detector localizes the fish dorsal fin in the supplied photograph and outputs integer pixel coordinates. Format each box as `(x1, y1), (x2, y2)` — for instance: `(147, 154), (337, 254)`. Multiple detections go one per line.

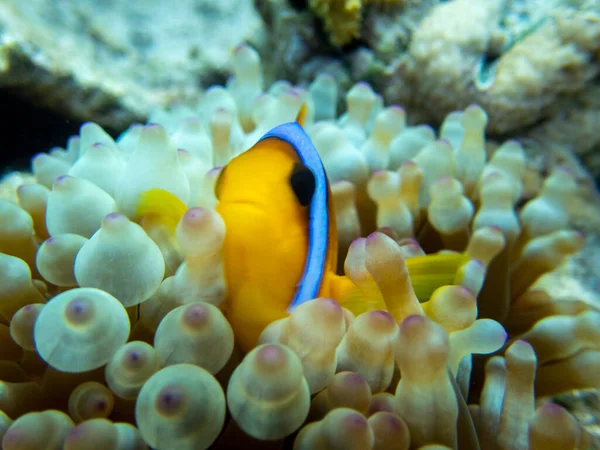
(295, 104), (307, 128)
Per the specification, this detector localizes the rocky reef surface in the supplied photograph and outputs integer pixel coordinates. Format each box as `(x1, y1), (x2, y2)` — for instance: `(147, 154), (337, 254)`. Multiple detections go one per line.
(1, 0), (598, 180)
(0, 0), (266, 129)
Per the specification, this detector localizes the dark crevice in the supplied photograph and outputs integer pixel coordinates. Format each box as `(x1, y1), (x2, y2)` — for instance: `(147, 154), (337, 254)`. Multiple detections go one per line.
(198, 70), (229, 89)
(288, 0), (307, 11)
(340, 37), (370, 54)
(476, 51), (501, 86)
(0, 89), (85, 173)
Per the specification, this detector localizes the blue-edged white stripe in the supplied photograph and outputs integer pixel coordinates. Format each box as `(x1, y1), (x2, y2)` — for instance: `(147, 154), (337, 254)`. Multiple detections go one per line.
(259, 122), (329, 311)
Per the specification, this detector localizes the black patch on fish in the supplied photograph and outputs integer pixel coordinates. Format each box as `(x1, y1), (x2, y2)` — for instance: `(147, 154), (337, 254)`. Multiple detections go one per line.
(290, 163), (315, 207)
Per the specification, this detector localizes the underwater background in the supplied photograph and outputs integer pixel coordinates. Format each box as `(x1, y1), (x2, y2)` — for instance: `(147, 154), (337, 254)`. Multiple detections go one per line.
(0, 0), (599, 448)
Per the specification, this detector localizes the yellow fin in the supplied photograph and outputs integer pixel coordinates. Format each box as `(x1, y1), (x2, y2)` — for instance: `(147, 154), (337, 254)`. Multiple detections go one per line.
(325, 272), (386, 317)
(339, 288), (370, 316)
(323, 253), (469, 315)
(295, 104), (307, 128)
(327, 253), (467, 314)
(135, 188), (188, 233)
(406, 252), (469, 302)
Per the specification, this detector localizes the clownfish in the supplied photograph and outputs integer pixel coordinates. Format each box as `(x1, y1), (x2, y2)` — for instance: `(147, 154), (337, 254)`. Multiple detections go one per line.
(136, 107), (466, 352)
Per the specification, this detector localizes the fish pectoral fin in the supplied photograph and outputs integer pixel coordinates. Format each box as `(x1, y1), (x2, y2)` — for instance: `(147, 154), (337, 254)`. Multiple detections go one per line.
(135, 188), (188, 234)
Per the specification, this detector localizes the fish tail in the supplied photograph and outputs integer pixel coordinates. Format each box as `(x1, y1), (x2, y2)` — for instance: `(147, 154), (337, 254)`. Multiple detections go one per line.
(327, 251), (468, 315)
(324, 272), (386, 316)
(135, 188), (188, 234)
(406, 252), (469, 302)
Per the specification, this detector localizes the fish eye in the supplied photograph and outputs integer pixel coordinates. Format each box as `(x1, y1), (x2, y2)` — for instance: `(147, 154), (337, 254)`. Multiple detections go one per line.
(290, 162), (315, 207)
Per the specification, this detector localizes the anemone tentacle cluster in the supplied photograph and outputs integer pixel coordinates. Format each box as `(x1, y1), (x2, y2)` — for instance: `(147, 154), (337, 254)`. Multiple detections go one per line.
(0, 44), (599, 449)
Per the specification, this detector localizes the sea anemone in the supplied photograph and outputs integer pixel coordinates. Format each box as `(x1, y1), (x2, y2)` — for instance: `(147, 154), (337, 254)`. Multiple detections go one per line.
(0, 43), (598, 449)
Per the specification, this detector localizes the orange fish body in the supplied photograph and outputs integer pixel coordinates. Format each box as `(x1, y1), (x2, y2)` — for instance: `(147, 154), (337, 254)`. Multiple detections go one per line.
(137, 110), (465, 352)
(215, 121), (343, 351)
